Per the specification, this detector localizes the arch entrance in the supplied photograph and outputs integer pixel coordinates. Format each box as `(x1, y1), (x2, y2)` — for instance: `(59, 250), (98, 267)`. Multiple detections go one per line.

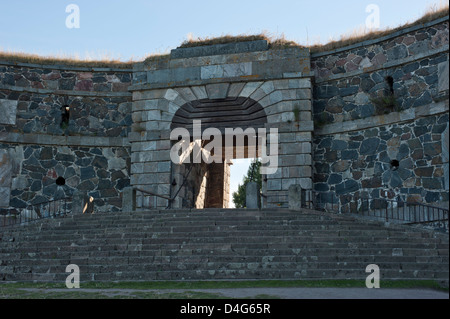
(129, 42), (314, 210)
(170, 97), (267, 209)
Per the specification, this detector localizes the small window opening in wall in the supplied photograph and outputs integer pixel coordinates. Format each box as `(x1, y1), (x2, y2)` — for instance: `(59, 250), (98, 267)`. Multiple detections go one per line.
(385, 76), (394, 95)
(390, 160), (400, 170)
(60, 105), (70, 129)
(56, 177), (66, 186)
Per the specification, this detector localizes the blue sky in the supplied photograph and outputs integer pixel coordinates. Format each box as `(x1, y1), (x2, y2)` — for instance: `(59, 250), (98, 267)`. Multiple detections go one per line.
(0, 0), (445, 61)
(0, 0), (445, 206)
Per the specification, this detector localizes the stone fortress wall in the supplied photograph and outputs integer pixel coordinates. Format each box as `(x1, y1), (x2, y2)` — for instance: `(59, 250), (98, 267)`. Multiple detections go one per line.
(0, 62), (133, 213)
(0, 15), (448, 213)
(311, 16), (449, 211)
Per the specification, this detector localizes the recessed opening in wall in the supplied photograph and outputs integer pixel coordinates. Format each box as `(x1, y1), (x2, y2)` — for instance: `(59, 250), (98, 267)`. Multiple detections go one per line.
(60, 105), (70, 129)
(385, 76), (394, 95)
(372, 76), (398, 115)
(390, 160), (400, 170)
(170, 97), (267, 209)
(56, 177), (66, 186)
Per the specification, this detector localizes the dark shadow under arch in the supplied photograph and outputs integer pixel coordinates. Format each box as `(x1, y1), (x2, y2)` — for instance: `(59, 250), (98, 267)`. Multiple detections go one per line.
(171, 97), (267, 133)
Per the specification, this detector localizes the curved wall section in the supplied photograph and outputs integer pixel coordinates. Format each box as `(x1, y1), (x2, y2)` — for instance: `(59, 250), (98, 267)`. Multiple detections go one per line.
(311, 16), (449, 210)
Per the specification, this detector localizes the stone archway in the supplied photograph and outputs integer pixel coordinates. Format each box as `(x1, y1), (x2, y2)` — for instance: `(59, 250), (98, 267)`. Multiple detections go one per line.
(129, 42), (314, 210)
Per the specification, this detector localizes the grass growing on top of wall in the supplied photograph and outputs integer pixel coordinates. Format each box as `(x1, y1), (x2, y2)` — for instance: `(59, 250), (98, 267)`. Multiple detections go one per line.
(177, 3), (449, 53)
(179, 3), (449, 54)
(309, 2), (449, 53)
(0, 51), (134, 69)
(179, 33), (300, 49)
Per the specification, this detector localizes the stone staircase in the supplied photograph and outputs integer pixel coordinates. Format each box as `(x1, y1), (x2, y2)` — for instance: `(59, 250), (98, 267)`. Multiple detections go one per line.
(0, 208), (448, 284)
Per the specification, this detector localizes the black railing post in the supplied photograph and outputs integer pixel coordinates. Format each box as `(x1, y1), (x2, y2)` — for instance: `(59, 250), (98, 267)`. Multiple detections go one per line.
(331, 192), (334, 213)
(385, 205), (388, 223)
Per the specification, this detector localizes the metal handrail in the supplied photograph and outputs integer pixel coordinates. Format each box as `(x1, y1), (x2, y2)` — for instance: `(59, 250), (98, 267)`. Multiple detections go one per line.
(1, 197), (72, 228)
(135, 188), (171, 201)
(135, 164), (194, 210)
(404, 201), (449, 225)
(168, 164), (194, 208)
(303, 190), (448, 231)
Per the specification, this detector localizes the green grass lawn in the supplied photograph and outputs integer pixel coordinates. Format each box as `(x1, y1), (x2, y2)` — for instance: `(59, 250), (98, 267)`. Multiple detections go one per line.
(0, 280), (447, 299)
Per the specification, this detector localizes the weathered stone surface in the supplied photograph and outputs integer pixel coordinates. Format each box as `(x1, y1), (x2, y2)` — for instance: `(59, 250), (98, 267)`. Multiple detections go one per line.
(438, 60), (449, 92)
(0, 150), (11, 207)
(335, 180), (359, 195)
(442, 125), (449, 191)
(122, 187), (136, 212)
(0, 100), (18, 125)
(205, 83), (230, 100)
(288, 184), (302, 210)
(331, 160), (351, 173)
(360, 138), (380, 155)
(314, 110), (448, 206)
(414, 167), (434, 177)
(246, 182), (260, 209)
(424, 142), (441, 157)
(201, 62), (252, 80)
(331, 140), (347, 150)
(422, 178), (443, 190)
(171, 40), (269, 59)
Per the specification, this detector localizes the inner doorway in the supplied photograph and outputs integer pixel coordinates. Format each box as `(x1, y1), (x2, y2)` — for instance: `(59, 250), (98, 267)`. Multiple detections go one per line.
(229, 158), (258, 208)
(170, 97), (267, 209)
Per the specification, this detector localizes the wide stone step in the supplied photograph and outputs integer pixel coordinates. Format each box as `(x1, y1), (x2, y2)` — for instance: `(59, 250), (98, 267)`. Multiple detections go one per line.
(0, 211), (383, 228)
(3, 267), (448, 282)
(4, 228), (445, 241)
(2, 238), (447, 253)
(2, 253), (448, 267)
(8, 232), (441, 244)
(2, 250), (446, 264)
(3, 260), (448, 275)
(1, 223), (383, 234)
(2, 222), (439, 238)
(0, 213), (358, 224)
(2, 245), (447, 261)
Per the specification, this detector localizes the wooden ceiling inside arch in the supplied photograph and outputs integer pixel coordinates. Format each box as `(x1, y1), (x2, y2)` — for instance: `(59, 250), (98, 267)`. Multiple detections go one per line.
(171, 97), (267, 133)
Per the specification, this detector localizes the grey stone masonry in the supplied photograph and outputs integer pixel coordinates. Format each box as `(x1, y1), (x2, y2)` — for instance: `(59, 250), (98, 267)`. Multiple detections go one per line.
(0, 149), (12, 207)
(246, 182), (260, 209)
(288, 184), (302, 211)
(131, 41), (311, 89)
(122, 186), (136, 212)
(171, 40), (269, 59)
(130, 42), (314, 209)
(311, 16), (449, 211)
(0, 99), (17, 125)
(439, 60), (449, 93)
(72, 191), (85, 215)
